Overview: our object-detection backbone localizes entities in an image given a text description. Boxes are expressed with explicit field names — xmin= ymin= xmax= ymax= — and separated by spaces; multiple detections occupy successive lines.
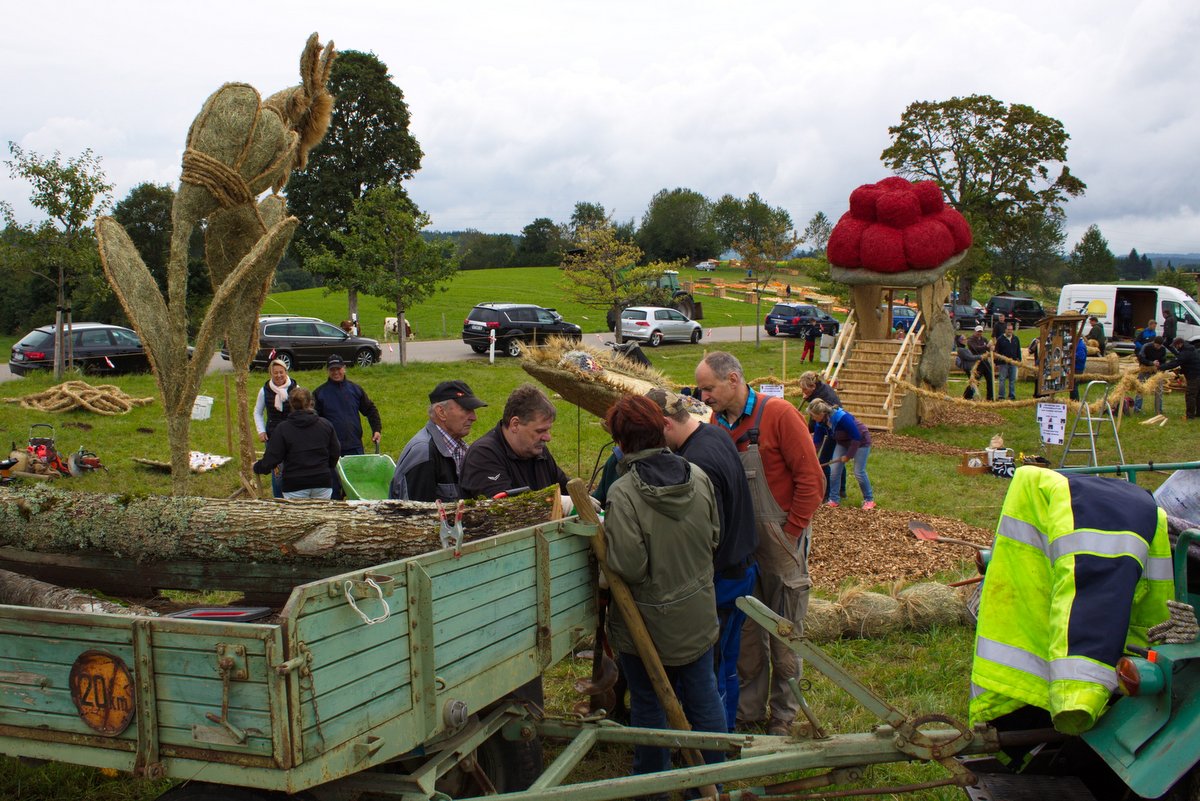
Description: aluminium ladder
xmin=1059 ymin=380 xmax=1125 ymax=468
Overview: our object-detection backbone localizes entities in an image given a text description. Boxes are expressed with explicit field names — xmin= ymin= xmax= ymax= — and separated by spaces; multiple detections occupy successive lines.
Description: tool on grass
xmin=437 ymin=499 xmax=465 ymax=556
xmin=908 ymin=519 xmax=987 ymax=551
xmin=572 ymin=598 xmax=620 ymax=716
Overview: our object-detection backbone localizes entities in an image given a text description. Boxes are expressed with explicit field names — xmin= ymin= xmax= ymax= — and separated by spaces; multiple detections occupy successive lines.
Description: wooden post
xmin=223 ymin=375 xmax=234 ymax=456
xmin=566 ymin=479 xmax=718 ymax=797
xmin=782 ymin=340 xmax=787 ymax=383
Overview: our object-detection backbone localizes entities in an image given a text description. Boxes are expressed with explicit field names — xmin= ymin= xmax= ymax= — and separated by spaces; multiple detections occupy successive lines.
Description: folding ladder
xmin=1059 ymin=380 xmax=1125 ymax=467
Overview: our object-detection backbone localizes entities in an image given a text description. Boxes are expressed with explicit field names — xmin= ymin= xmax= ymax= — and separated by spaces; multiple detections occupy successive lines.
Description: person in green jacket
xmin=602 ymin=394 xmax=727 ymax=779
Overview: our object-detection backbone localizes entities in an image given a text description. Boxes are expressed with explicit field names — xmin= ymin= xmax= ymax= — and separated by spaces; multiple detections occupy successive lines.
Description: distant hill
xmin=1147 ymin=253 xmax=1200 ymax=269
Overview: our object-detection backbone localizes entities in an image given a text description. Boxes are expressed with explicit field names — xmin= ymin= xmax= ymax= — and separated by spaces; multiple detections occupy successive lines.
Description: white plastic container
xmin=191 ymin=395 xmax=214 ymax=421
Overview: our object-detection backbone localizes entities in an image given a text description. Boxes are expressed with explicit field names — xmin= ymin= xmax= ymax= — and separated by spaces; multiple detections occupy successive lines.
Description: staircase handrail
xmin=883 ymin=310 xmax=923 ymax=412
xmin=823 ymin=308 xmax=857 ymax=386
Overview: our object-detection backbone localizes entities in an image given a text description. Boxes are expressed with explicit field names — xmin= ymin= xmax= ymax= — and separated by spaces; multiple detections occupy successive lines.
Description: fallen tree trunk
xmin=0 ymin=567 xmax=155 ymax=616
xmin=0 ymin=484 xmax=560 ymax=566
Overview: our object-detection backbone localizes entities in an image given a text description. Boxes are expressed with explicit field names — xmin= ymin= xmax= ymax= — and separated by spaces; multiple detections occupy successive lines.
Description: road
xmin=0 ymin=323 xmax=791 ymax=383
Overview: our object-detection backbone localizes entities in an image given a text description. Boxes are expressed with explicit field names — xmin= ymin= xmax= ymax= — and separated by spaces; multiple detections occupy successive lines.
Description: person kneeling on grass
xmin=808 ymin=399 xmax=874 ymax=510
xmin=253 ymin=388 xmax=341 ymax=500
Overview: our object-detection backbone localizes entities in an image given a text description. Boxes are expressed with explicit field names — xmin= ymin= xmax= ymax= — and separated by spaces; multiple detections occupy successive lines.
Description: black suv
xmin=985 ymin=296 xmax=1045 ymax=328
xmin=763 ymin=303 xmax=840 ymax=338
xmin=10 ymin=323 xmax=153 ymax=376
xmin=224 ymin=316 xmax=382 ymax=370
xmin=462 ymin=304 xmax=582 ymax=357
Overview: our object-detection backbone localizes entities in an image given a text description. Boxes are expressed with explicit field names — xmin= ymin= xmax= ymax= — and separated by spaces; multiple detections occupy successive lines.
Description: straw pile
xmin=803 ymin=581 xmax=970 ymax=642
xmin=4 ymin=381 xmax=155 ymax=415
xmin=521 ymin=337 xmax=694 ymax=419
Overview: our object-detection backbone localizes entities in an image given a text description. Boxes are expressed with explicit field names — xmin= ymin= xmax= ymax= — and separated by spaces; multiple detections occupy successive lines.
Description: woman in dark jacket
xmin=808 ymin=399 xmax=874 ymax=510
xmin=253 ymin=388 xmax=341 ymax=499
xmin=602 ymin=394 xmax=727 ymax=778
xmin=799 ymin=371 xmax=844 ymax=501
xmin=956 ymin=334 xmax=994 ymax=401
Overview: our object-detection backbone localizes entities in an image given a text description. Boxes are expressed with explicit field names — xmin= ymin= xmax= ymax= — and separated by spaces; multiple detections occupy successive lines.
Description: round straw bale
xmin=803 ymin=597 xmax=848 ymax=642
xmin=894 ymin=582 xmax=965 ymax=630
xmin=838 ymin=587 xmax=904 ymax=639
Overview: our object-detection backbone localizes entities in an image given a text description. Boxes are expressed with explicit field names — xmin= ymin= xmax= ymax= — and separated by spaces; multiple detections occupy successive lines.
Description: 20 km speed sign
xmin=69 ymin=650 xmax=136 ymax=736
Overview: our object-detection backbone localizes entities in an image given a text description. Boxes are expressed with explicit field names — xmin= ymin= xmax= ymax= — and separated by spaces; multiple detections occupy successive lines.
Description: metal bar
xmin=528 ymin=726 xmax=601 ymax=790
xmin=1056 ymin=460 xmax=1200 ymax=480
xmin=264 ymin=635 xmax=292 ymax=769
xmin=283 ymin=614 xmax=305 ymax=769
xmin=132 ymin=618 xmax=160 ymax=778
xmin=406 ymin=562 xmax=437 ymax=739
xmin=535 ymin=528 xmax=552 ymax=669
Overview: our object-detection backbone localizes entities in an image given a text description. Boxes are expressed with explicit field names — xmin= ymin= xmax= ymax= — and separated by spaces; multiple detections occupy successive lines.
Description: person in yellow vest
xmin=970 ymin=467 xmax=1174 ymax=736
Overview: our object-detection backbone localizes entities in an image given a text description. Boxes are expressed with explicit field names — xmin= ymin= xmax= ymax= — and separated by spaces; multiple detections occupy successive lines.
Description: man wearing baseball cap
xmin=314 ymin=354 xmax=383 ymax=498
xmin=390 ymin=381 xmax=488 ymax=502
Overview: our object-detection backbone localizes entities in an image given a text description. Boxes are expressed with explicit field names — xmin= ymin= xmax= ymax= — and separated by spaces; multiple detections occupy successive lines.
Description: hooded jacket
xmin=604 ymin=448 xmax=721 ymax=665
xmin=252 ymin=409 xmax=341 ymax=492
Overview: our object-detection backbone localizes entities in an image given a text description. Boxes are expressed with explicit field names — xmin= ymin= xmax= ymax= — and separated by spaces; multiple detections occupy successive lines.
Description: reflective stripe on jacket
xmin=969 ymin=467 xmax=1173 ymax=735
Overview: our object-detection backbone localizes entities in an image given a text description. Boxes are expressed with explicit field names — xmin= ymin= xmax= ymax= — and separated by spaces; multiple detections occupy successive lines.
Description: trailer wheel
xmin=436 ymin=729 xmax=542 ymax=796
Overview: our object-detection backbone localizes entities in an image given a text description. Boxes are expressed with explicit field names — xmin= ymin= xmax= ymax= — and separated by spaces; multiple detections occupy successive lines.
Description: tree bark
xmin=0 ymin=485 xmax=560 ymax=566
xmin=0 ymin=567 xmax=155 ymax=616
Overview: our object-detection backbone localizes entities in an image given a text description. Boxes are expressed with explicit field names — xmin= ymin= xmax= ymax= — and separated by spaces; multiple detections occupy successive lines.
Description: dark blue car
xmin=764 ymin=303 xmax=840 ymax=338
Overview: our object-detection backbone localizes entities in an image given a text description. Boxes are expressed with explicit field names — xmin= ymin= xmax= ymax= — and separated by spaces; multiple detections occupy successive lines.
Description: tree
xmin=512 ymin=217 xmax=566 ymax=266
xmin=1117 ymin=248 xmax=1153 ymax=281
xmin=730 ymin=218 xmax=801 ymax=348
xmin=307 ymin=186 xmax=457 ymax=365
xmin=285 ymin=50 xmax=423 ymax=320
xmin=712 ymin=192 xmax=793 ymax=253
xmin=457 ymin=230 xmax=516 ymax=270
xmin=560 ymin=224 xmax=678 ymax=343
xmin=568 ymin=202 xmax=610 ymax=242
xmin=800 ymin=211 xmax=833 ymax=255
xmin=1069 ymin=225 xmax=1117 ymax=283
xmin=991 ymin=209 xmax=1066 ymax=290
xmin=635 ymin=187 xmax=720 ymax=263
xmin=4 ymin=143 xmax=113 ymax=377
xmin=881 ymin=94 xmax=1086 ymax=298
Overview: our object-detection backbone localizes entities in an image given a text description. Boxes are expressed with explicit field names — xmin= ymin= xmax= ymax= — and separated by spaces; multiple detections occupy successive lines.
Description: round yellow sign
xmin=69 ymin=651 xmax=136 ymax=736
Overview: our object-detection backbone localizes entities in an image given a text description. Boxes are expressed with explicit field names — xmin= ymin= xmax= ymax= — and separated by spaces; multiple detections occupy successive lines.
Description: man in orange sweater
xmin=695 ymin=352 xmax=825 ymax=735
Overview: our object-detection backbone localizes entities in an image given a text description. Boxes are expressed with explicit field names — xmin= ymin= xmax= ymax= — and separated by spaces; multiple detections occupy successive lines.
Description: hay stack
xmin=521 ymin=337 xmax=705 ymax=419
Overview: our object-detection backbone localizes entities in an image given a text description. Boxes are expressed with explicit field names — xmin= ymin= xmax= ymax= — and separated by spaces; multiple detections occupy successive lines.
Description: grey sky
xmin=3 ymin=1 xmax=1198 ymax=255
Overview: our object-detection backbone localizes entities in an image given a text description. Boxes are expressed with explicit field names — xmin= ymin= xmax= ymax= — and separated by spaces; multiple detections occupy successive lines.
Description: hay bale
xmin=803 ymin=597 xmax=848 ymax=642
xmin=838 ymin=588 xmax=904 ymax=638
xmin=894 ymin=582 xmax=965 ymax=629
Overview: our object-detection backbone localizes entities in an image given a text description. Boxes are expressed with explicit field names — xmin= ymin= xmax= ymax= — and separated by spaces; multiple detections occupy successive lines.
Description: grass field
xmin=1 ymin=274 xmax=1195 ymax=799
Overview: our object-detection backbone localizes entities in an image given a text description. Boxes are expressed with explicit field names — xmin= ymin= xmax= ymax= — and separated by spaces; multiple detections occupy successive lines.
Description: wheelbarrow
xmin=336 ymin=443 xmax=397 ymax=500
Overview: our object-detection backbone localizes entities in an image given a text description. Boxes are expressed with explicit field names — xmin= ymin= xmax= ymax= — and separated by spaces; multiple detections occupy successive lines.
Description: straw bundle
xmin=802 ymin=598 xmax=849 ymax=642
xmin=521 ymin=338 xmax=690 ymax=419
xmin=799 ymin=581 xmax=969 ymax=642
xmin=838 ymin=587 xmax=904 ymax=638
xmin=894 ymin=581 xmax=964 ymax=629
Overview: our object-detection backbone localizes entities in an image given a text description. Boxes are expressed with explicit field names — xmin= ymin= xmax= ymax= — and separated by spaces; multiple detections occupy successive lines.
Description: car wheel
xmin=690 ymin=327 xmax=702 ymax=344
xmin=648 ymin=331 xmax=663 ymax=347
xmin=505 ymin=337 xmax=524 ymax=358
xmin=470 ymin=344 xmax=488 ymax=354
xmin=274 ymin=351 xmax=294 ymax=371
xmin=766 ymin=327 xmax=778 ymax=337
xmin=355 ymin=348 xmax=377 ymax=367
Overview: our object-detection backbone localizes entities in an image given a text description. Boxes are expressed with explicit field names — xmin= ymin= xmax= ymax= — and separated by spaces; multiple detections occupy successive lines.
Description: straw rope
xmin=181 ymin=149 xmax=254 ymax=208
xmin=4 ymin=381 xmax=155 ymax=416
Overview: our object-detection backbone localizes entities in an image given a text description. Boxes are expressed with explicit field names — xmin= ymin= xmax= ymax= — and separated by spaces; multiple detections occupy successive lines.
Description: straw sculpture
xmin=96 ymin=34 xmax=336 ymax=495
xmin=4 ymin=381 xmax=154 ymax=415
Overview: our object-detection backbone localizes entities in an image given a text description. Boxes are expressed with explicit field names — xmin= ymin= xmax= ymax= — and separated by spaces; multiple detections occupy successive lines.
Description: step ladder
xmin=1059 ymin=380 xmax=1125 ymax=468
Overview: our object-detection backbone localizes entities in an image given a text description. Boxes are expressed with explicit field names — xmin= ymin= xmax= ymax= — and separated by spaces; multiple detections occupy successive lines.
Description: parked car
xmin=763 ymin=303 xmax=841 ymax=338
xmin=9 ymin=323 xmax=155 ymax=376
xmin=888 ymin=305 xmax=919 ymax=333
xmin=224 ymin=316 xmax=382 ymax=370
xmin=695 ymin=260 xmax=719 ymax=271
xmin=462 ymin=303 xmax=582 ymax=357
xmin=620 ymin=306 xmax=702 ymax=346
xmin=944 ymin=303 xmax=986 ymax=330
xmin=985 ymin=295 xmax=1046 ymax=328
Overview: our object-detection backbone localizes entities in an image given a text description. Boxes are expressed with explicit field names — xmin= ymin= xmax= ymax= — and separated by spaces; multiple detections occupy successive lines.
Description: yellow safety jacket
xmin=969 ymin=467 xmax=1173 ymax=735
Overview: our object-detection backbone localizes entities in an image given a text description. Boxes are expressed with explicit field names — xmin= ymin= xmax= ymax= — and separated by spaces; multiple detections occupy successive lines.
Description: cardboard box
xmin=958 ymin=450 xmax=990 ymax=476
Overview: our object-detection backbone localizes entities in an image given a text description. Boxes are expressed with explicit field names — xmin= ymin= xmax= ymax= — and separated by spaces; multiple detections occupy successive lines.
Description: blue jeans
xmin=713 ymin=564 xmax=758 ymax=729
xmin=270 ymin=469 xmax=283 ymax=498
xmin=828 ymin=445 xmax=872 ymax=505
xmin=619 ymin=648 xmax=727 ymax=776
xmin=996 ymin=363 xmax=1018 ymax=400
xmin=283 ymin=487 xmax=333 ymax=500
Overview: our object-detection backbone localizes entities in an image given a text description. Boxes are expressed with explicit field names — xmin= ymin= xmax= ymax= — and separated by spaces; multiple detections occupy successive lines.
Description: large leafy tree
xmin=568 ymin=201 xmax=610 ymax=243
xmin=307 ymin=186 xmax=456 ymax=365
xmin=560 ymin=224 xmax=678 ymax=342
xmin=636 ymin=187 xmax=720 ymax=263
xmin=1069 ymin=224 xmax=1117 ymax=283
xmin=731 ymin=216 xmax=800 ymax=348
xmin=800 ymin=211 xmax=833 ymax=255
xmin=881 ymin=94 xmax=1085 ymax=297
xmin=712 ymin=192 xmax=793 ymax=253
xmin=3 ymin=143 xmax=113 ymax=377
xmin=990 ymin=209 xmax=1066 ymax=291
xmin=457 ymin=230 xmax=517 ymax=270
xmin=512 ymin=217 xmax=566 ymax=266
xmin=285 ymin=50 xmax=423 ymax=319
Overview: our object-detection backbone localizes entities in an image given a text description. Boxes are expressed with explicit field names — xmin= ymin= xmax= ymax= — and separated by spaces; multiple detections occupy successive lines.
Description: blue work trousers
xmin=714 ymin=564 xmax=758 ymax=729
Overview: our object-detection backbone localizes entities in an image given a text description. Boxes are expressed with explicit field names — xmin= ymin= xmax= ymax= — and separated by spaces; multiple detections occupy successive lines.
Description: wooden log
xmin=0 ymin=484 xmax=559 ymax=567
xmin=0 ymin=567 xmax=154 ymax=616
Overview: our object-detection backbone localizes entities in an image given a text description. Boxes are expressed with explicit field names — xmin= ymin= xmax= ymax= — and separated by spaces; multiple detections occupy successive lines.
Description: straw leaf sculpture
xmin=97 ymin=34 xmax=336 ymax=495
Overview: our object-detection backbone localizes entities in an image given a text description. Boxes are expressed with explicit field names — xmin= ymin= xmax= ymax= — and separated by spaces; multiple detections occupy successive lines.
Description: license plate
xmin=469 ymin=323 xmax=484 ymax=330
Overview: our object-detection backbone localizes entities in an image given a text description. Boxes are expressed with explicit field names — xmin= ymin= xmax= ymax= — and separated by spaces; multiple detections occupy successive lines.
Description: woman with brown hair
xmin=253 ymin=387 xmax=341 ymax=499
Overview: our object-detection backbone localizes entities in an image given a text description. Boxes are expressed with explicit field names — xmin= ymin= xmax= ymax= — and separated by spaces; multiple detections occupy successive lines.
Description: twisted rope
xmin=5 ymin=381 xmax=155 ymax=416
xmin=181 ymin=149 xmax=254 ymax=208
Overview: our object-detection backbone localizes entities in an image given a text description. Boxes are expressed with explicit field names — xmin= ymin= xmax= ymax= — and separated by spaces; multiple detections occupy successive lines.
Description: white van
xmin=1057 ymin=284 xmax=1200 ymax=351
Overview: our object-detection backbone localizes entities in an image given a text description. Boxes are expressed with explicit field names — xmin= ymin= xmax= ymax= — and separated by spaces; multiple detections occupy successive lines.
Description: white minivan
xmin=1057 ymin=284 xmax=1200 ymax=351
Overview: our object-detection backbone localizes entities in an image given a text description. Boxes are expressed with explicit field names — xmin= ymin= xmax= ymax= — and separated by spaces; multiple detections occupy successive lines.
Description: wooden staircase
xmin=834 ymin=338 xmax=922 ymax=432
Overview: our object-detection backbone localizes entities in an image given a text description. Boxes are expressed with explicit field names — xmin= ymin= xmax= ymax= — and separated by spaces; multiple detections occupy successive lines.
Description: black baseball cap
xmin=327 ymin=354 xmax=346 ymax=367
xmin=430 ymin=380 xmax=487 ymax=410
